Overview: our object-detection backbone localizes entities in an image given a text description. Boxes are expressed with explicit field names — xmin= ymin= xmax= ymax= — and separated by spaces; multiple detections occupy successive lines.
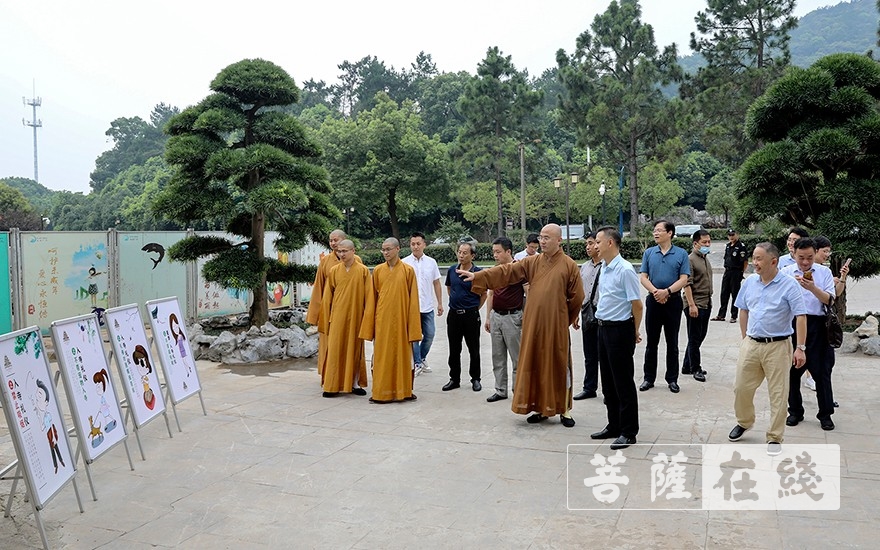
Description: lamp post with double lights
xmin=342 ymin=207 xmax=354 ymax=235
xmin=554 ymin=171 xmax=578 ymax=253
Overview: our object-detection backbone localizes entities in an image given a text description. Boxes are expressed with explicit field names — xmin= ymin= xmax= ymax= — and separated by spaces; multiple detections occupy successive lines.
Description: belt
xmin=451 ymin=308 xmax=478 ymax=314
xmin=493 ymin=308 xmax=522 ymax=316
xmin=749 ymin=335 xmax=790 ymax=343
xmin=597 ymin=318 xmax=633 ymax=326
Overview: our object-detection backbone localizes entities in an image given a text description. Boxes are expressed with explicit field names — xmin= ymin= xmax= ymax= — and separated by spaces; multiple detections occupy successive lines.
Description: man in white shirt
xmin=778 ymin=227 xmax=808 ymax=269
xmin=402 ymin=232 xmax=444 ymax=375
xmin=780 ymin=237 xmax=836 ymax=431
xmin=513 ymin=233 xmax=540 ymax=261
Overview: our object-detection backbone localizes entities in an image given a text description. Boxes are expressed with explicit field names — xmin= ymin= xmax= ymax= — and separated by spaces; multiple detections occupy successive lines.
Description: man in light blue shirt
xmin=729 ymin=243 xmax=807 ymax=457
xmin=781 ymin=237 xmax=836 ymax=431
xmin=590 ymin=226 xmax=643 ymax=450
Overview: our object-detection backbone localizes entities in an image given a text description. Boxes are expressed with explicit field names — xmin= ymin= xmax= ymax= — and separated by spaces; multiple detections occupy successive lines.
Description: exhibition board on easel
xmin=0 ymin=326 xmax=76 ymax=509
xmin=145 ymin=297 xmax=201 ymax=404
xmin=104 ymin=304 xmax=167 ymax=427
xmin=50 ymin=313 xmax=128 ymax=463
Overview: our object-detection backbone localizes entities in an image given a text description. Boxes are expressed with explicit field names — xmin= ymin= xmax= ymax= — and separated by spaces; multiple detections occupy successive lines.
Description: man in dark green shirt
xmin=683 ymin=229 xmax=713 ymax=382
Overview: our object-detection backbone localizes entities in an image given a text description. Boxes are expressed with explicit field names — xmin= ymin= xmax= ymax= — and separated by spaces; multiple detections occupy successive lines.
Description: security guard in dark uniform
xmin=714 ymin=229 xmax=748 ymax=323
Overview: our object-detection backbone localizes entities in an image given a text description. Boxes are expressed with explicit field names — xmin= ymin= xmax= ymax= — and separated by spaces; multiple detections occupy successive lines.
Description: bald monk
xmin=318 ymin=240 xmax=372 ymax=397
xmin=307 ymin=229 xmax=360 ymax=383
xmin=459 ymin=224 xmax=584 ymax=427
xmin=359 ymin=238 xmax=422 ymax=403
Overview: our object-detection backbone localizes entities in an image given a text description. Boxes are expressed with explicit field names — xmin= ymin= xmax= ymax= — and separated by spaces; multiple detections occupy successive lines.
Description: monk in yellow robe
xmin=460 ymin=224 xmax=584 ymax=426
xmin=359 ymin=238 xmax=422 ymax=403
xmin=318 ymin=240 xmax=372 ymax=397
xmin=307 ymin=229 xmax=359 ymax=383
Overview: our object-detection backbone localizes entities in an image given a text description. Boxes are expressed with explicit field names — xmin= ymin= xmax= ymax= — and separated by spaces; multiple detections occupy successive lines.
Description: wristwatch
xmin=796 ymin=344 xmax=806 ymax=351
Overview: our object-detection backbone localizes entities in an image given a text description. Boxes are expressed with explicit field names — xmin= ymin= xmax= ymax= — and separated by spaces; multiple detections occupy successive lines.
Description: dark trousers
xmin=580 ymin=313 xmax=599 ymax=392
xmin=682 ymin=306 xmax=711 ymax=374
xmin=643 ymin=293 xmax=682 ymax=383
xmin=447 ymin=309 xmax=481 ymax=382
xmin=789 ymin=315 xmax=835 ymax=420
xmin=598 ymin=322 xmax=639 ymax=437
xmin=717 ymin=269 xmax=744 ymax=319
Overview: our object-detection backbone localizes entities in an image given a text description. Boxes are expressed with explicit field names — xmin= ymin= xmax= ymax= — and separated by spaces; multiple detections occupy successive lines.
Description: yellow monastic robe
xmin=318 ymin=262 xmax=373 ymax=393
xmin=306 ymin=252 xmax=360 ymax=380
xmin=359 ymin=261 xmax=422 ymax=402
xmin=471 ymin=248 xmax=584 ymax=417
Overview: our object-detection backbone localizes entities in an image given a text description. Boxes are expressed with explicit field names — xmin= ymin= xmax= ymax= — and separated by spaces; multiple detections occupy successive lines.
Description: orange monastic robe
xmin=471 ymin=248 xmax=584 ymax=417
xmin=318 ymin=262 xmax=373 ymax=393
xmin=306 ymin=252 xmax=360 ymax=380
xmin=359 ymin=261 xmax=422 ymax=402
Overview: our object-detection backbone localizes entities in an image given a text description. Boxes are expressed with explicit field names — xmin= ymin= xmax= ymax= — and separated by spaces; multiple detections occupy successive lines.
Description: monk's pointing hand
xmin=456 ymin=269 xmax=475 ymax=282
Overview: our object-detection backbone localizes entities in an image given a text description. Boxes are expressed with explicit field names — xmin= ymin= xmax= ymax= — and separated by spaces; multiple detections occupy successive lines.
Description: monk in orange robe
xmin=460 ymin=224 xmax=584 ymax=426
xmin=318 ymin=240 xmax=372 ymax=397
xmin=359 ymin=238 xmax=422 ymax=403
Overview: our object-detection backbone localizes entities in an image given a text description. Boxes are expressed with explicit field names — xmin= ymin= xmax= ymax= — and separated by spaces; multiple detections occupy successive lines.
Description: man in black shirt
xmin=713 ymin=229 xmax=748 ymax=323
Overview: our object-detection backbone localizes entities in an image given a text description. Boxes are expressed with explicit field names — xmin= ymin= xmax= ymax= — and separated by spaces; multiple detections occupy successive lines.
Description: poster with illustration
xmin=104 ymin=304 xmax=166 ymax=428
xmin=145 ymin=297 xmax=201 ymax=404
xmin=20 ymin=232 xmax=109 ymax=333
xmin=0 ymin=326 xmax=76 ymax=509
xmin=0 ymin=233 xmax=11 ymax=334
xmin=194 ymin=232 xmax=252 ymax=318
xmin=117 ymin=231 xmax=189 ymax=322
xmin=50 ymin=313 xmax=128 ymax=463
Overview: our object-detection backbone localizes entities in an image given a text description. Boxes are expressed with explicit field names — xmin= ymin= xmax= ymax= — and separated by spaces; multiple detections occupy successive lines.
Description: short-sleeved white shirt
xmin=780 ymin=262 xmax=835 ymax=316
xmin=402 ymin=253 xmax=441 ymax=313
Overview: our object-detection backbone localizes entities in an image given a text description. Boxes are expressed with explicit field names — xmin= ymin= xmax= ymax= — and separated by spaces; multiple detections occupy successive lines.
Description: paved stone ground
xmin=0 ymin=268 xmax=878 ymax=549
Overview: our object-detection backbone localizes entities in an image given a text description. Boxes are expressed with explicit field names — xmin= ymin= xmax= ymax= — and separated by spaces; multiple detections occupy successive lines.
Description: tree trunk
xmin=248 ymin=209 xmax=268 ymax=327
xmin=388 ymin=187 xmax=400 ymax=241
xmin=495 ymin=164 xmax=504 ymax=236
xmin=628 ymin=138 xmax=639 ymax=233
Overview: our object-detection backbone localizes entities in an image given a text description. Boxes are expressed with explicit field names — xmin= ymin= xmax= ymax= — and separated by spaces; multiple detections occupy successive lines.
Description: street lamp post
xmin=518 ymin=139 xmax=540 ymax=231
xmin=343 ymin=207 xmax=354 ymax=234
xmin=554 ymin=172 xmax=578 ymax=253
xmin=599 ymin=181 xmax=607 ymax=226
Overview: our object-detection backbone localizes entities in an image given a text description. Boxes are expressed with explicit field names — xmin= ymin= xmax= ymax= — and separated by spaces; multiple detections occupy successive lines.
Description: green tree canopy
xmin=156 ymin=58 xmax=335 ymax=326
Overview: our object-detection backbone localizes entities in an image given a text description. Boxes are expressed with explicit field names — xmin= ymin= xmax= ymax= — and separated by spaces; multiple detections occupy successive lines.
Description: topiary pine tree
xmin=155 ymin=58 xmax=336 ymax=327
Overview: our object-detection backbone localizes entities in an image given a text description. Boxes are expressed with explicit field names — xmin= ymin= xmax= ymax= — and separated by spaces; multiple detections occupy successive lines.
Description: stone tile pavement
xmin=0 ymin=270 xmax=878 ymax=549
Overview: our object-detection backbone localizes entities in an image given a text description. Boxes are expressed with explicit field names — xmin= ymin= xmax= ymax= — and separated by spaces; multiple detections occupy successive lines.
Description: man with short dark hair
xmin=443 ymin=242 xmax=486 ymax=392
xmin=402 ymin=232 xmax=444 ymax=376
xmin=484 ymin=237 xmax=525 ymax=402
xmin=639 ymin=220 xmax=690 ymax=393
xmin=778 ymin=227 xmax=809 ymax=270
xmin=682 ymin=230 xmax=713 ymax=382
xmin=574 ymin=232 xmax=601 ymax=400
xmin=713 ymin=228 xmax=748 ymax=323
xmin=514 ymin=233 xmax=540 ymax=261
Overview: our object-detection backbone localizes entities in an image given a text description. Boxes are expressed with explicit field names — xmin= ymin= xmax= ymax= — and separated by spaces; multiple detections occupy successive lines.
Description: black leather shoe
xmin=560 ymin=415 xmax=575 ymax=428
xmin=590 ymin=427 xmax=620 ymax=440
xmin=639 ymin=381 xmax=654 ymax=391
xmin=486 ymin=393 xmax=507 ymax=403
xmin=786 ymin=414 xmax=804 ymax=426
xmin=442 ymin=381 xmax=460 ymax=391
xmin=322 ymin=392 xmax=338 ymax=398
xmin=609 ymin=435 xmax=636 ymax=450
xmin=351 ymin=388 xmax=367 ymax=396
xmin=404 ymin=393 xmax=417 ymax=401
xmin=820 ymin=418 xmax=835 ymax=430
xmin=573 ymin=390 xmax=597 ymax=400
xmin=668 ymin=382 xmax=680 ymax=393
xmin=526 ymin=413 xmax=547 ymax=424
xmin=472 ymin=380 xmax=482 ymax=392
xmin=693 ymin=371 xmax=706 ymax=382
xmin=728 ymin=425 xmax=749 ymax=441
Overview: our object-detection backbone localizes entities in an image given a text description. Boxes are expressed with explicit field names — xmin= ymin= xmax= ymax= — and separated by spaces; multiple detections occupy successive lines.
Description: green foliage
xmin=791 ymin=0 xmax=877 ymax=65
xmin=636 ymin=163 xmax=684 ymax=221
xmin=669 ymin=151 xmax=724 ymax=208
xmin=432 ymin=216 xmax=470 ymax=245
xmin=158 ymin=58 xmax=335 ymax=326
xmin=705 ymin=168 xmax=738 ymax=226
xmin=0 ymin=176 xmax=54 ymax=214
xmin=0 ymin=182 xmax=41 ymax=230
xmin=738 ymin=53 xmax=880 ymax=281
xmin=456 ymin=180 xmax=517 ymax=237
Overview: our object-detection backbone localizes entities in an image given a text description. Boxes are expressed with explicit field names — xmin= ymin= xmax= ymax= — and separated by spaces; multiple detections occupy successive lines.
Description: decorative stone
xmin=859 ymin=335 xmax=880 ymax=356
xmin=224 ymin=335 xmax=284 ymax=364
xmin=854 ymin=315 xmax=879 ymax=338
xmin=305 ymin=325 xmax=318 ymax=336
xmin=283 ymin=325 xmax=318 ymax=358
xmin=260 ymin=322 xmax=280 ymax=336
xmin=204 ymin=331 xmax=238 ymax=362
xmin=839 ymin=332 xmax=861 ymax=354
xmin=246 ymin=325 xmax=262 ymax=337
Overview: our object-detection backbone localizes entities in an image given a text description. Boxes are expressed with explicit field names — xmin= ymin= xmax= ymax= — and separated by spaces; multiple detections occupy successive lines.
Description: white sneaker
xmin=414 ymin=364 xmax=423 ymax=377
xmin=420 ymin=360 xmax=432 ymax=373
xmin=804 ymin=376 xmax=816 ymax=391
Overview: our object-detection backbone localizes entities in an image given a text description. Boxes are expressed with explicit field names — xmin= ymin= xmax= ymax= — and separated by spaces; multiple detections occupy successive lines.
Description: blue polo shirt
xmin=735 ymin=270 xmax=807 ymax=338
xmin=640 ymin=245 xmax=690 ymax=288
xmin=446 ymin=263 xmax=482 ymax=310
xmin=596 ymin=254 xmax=642 ymax=321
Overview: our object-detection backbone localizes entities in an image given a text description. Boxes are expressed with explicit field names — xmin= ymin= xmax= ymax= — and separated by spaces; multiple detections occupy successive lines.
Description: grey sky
xmin=0 ymin=0 xmax=834 ymax=194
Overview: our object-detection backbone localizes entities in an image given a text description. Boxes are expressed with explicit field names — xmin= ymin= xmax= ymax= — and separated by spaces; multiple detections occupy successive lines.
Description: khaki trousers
xmin=734 ymin=338 xmax=792 ymax=443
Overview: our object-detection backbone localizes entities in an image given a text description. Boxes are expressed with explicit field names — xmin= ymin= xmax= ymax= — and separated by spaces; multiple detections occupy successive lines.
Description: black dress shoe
xmin=573 ymin=390 xmax=597 ymax=400
xmin=442 ymin=381 xmax=460 ymax=391
xmin=693 ymin=371 xmax=706 ymax=382
xmin=486 ymin=393 xmax=507 ymax=403
xmin=351 ymin=388 xmax=367 ymax=396
xmin=609 ymin=435 xmax=636 ymax=450
xmin=728 ymin=425 xmax=749 ymax=441
xmin=820 ymin=417 xmax=835 ymax=430
xmin=526 ymin=413 xmax=547 ymax=424
xmin=404 ymin=393 xmax=417 ymax=401
xmin=786 ymin=414 xmax=804 ymax=426
xmin=639 ymin=381 xmax=654 ymax=391
xmin=668 ymin=382 xmax=680 ymax=393
xmin=590 ymin=427 xmax=620 ymax=440
xmin=322 ymin=392 xmax=338 ymax=398
xmin=560 ymin=415 xmax=575 ymax=428
xmin=472 ymin=380 xmax=482 ymax=392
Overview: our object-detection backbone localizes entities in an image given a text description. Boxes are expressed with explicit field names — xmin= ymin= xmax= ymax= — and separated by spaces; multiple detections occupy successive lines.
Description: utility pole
xmin=518 ymin=139 xmax=540 ymax=231
xmin=23 ymin=81 xmax=42 ymax=183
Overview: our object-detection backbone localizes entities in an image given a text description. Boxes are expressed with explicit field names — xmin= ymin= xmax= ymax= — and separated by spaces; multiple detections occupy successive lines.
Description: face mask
xmin=699 ymin=246 xmax=711 ymax=255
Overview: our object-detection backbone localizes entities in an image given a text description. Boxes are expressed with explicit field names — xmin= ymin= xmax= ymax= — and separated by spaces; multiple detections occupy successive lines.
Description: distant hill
xmin=679 ymin=0 xmax=877 ymax=72
xmin=0 ymin=176 xmax=55 ymax=214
